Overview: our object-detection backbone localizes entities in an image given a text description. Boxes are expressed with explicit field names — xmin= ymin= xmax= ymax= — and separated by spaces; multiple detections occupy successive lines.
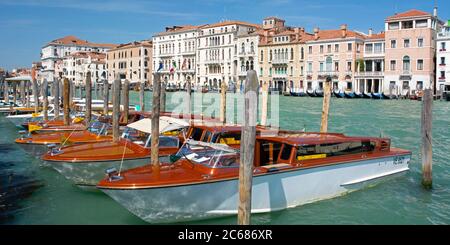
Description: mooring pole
xmin=69 ymin=80 xmax=74 ymax=107
xmin=26 ymin=81 xmax=31 ymax=108
xmin=320 ymin=76 xmax=332 ymax=133
xmin=151 ymin=73 xmax=161 ymax=171
xmin=122 ymin=79 xmax=130 ymax=124
xmin=421 ymin=88 xmax=433 ymax=189
xmin=63 ymin=78 xmax=70 ymax=126
xmin=160 ymin=77 xmax=166 ymax=113
xmin=186 ymin=77 xmax=192 ymax=116
xmin=261 ymin=81 xmax=269 ymax=126
xmin=42 ymin=79 xmax=49 ymax=121
xmin=139 ymin=81 xmax=145 ymax=112
xmin=54 ymin=78 xmax=60 ymax=119
xmin=4 ymin=80 xmax=9 ymax=104
xmin=13 ymin=82 xmax=17 ymax=105
xmin=85 ymin=72 xmax=92 ymax=124
xmin=112 ymin=75 xmax=121 ymax=142
xmin=20 ymin=80 xmax=25 ymax=105
xmin=32 ymin=79 xmax=38 ymax=113
xmin=103 ymin=81 xmax=109 ymax=115
xmin=238 ymin=70 xmax=259 ymax=225
xmin=220 ymin=81 xmax=227 ymax=123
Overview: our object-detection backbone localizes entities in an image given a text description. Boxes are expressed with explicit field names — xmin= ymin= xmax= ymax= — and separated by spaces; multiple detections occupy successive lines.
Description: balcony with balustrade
xmin=272 ymin=59 xmax=289 ymax=65
xmin=204 ymin=59 xmax=223 ymax=65
xmin=355 ymin=71 xmax=384 ymax=78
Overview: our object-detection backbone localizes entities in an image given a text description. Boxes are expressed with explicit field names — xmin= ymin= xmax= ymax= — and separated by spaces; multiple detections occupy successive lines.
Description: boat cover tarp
xmin=127 ymin=116 xmax=189 ymax=134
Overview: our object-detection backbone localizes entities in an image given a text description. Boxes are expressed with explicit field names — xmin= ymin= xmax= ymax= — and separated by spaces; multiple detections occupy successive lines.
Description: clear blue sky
xmin=0 ymin=0 xmax=448 ymax=71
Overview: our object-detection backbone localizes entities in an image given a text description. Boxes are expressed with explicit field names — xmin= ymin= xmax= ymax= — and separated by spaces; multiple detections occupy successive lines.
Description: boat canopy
xmin=127 ymin=116 xmax=189 ymax=134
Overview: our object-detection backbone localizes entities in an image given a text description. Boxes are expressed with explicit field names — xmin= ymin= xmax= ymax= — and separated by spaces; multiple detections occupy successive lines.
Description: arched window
xmin=270 ymin=50 xmax=273 ymax=61
xmin=241 ymin=43 xmax=245 ymax=54
xmin=250 ymin=42 xmax=255 ymax=53
xmin=301 ymin=47 xmax=304 ymax=60
xmin=246 ymin=61 xmax=250 ymax=71
xmin=261 ymin=50 xmax=264 ymax=62
xmin=403 ymin=56 xmax=410 ymax=71
xmin=250 ymin=60 xmax=254 ymax=70
xmin=291 ymin=48 xmax=294 ymax=60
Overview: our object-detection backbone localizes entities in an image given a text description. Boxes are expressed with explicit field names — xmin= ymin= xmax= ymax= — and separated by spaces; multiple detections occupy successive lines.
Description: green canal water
xmin=1 ymin=92 xmax=450 ymax=224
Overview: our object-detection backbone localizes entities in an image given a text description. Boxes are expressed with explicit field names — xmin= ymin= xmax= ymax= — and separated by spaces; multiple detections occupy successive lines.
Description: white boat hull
xmin=100 ymin=154 xmax=411 ymax=223
xmin=47 ymin=156 xmax=170 ymax=187
xmin=6 ymin=114 xmax=55 ymax=127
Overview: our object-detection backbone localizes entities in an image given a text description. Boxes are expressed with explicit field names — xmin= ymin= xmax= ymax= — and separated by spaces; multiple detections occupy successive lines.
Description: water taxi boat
xmin=15 ymin=121 xmax=112 ymax=156
xmin=16 ymin=112 xmax=149 ymax=156
xmin=41 ymin=116 xmax=191 ymax=186
xmin=97 ymin=132 xmax=411 ymax=223
xmin=41 ymin=121 xmax=247 ymax=187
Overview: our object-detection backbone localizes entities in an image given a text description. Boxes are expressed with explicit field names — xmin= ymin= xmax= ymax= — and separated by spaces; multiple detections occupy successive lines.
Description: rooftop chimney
xmin=368 ymin=28 xmax=373 ymax=36
xmin=340 ymin=24 xmax=348 ymax=38
xmin=433 ymin=7 xmax=438 ymax=17
xmin=314 ymin=27 xmax=320 ymax=40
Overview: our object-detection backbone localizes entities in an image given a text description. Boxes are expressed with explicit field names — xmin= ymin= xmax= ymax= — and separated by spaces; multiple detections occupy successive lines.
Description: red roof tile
xmin=48 ymin=35 xmax=117 ymax=48
xmin=386 ymin=9 xmax=431 ymax=21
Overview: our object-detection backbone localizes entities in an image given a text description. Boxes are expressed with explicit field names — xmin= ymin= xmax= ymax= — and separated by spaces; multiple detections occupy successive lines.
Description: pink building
xmin=384 ymin=9 xmax=440 ymax=96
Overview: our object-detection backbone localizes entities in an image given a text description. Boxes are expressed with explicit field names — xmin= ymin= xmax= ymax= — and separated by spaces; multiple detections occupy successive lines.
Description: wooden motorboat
xmin=15 ymin=121 xmax=112 ymax=157
xmin=97 ymin=132 xmax=411 ymax=223
xmin=42 ymin=120 xmax=254 ymax=187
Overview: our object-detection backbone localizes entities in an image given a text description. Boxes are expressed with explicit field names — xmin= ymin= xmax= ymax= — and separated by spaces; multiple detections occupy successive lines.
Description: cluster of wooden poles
xmin=0 ymin=71 xmax=435 ymax=224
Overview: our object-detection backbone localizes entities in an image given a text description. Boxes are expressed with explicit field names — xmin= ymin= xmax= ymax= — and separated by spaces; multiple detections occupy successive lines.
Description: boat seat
xmin=260 ymin=163 xmax=293 ymax=172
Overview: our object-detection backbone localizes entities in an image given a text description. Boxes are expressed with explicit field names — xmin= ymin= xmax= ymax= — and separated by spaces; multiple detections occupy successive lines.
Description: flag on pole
xmin=157 ymin=62 xmax=163 ymax=72
xmin=170 ymin=61 xmax=177 ymax=74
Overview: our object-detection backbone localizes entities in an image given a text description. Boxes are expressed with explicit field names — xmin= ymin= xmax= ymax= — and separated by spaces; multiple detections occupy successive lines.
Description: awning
xmin=127 ymin=116 xmax=189 ymax=134
xmin=5 ymin=76 xmax=32 ymax=82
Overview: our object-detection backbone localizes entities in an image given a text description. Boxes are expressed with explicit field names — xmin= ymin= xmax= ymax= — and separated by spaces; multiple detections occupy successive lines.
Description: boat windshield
xmin=88 ymin=122 xmax=110 ymax=136
xmin=175 ymin=142 xmax=239 ymax=168
xmin=121 ymin=127 xmax=150 ymax=147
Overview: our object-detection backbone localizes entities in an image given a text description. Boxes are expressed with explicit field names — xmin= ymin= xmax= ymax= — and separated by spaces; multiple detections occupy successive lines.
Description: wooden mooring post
xmin=122 ymin=79 xmax=130 ymax=124
xmin=320 ymin=76 xmax=332 ymax=133
xmin=103 ymin=81 xmax=109 ymax=115
xmin=32 ymin=79 xmax=38 ymax=113
xmin=112 ymin=75 xmax=121 ymax=142
xmin=26 ymin=81 xmax=31 ymax=108
xmin=160 ymin=78 xmax=166 ymax=113
xmin=43 ymin=79 xmax=49 ymax=121
xmin=20 ymin=80 xmax=25 ymax=105
xmin=261 ymin=81 xmax=269 ymax=126
xmin=238 ymin=70 xmax=259 ymax=225
xmin=85 ymin=72 xmax=92 ymax=123
xmin=186 ymin=77 xmax=192 ymax=116
xmin=220 ymin=81 xmax=227 ymax=123
xmin=54 ymin=78 xmax=60 ymax=119
xmin=62 ymin=78 xmax=70 ymax=125
xmin=4 ymin=81 xmax=9 ymax=104
xmin=421 ymin=88 xmax=433 ymax=189
xmin=151 ymin=73 xmax=161 ymax=171
xmin=69 ymin=80 xmax=74 ymax=106
xmin=139 ymin=81 xmax=145 ymax=112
